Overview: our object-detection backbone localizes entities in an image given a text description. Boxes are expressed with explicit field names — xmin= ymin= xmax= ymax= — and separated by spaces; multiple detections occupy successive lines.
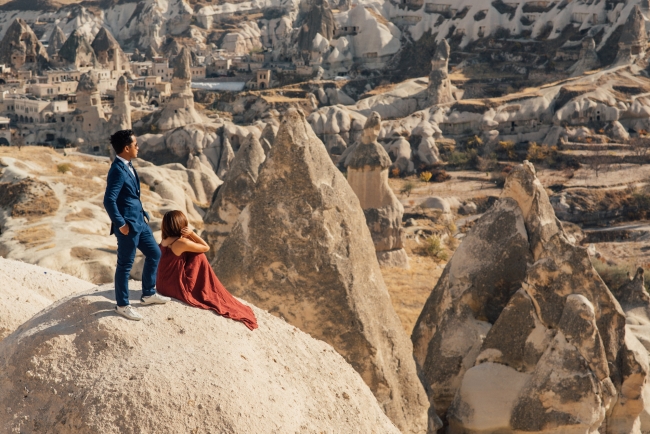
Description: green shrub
xmin=424 ymin=235 xmax=449 ymax=261
xmin=400 ymin=181 xmax=415 ymax=197
xmin=57 ymin=163 xmax=71 ymax=174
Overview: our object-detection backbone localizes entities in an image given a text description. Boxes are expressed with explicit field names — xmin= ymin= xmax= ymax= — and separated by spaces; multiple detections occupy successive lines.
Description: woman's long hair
xmin=161 ymin=210 xmax=188 ymax=239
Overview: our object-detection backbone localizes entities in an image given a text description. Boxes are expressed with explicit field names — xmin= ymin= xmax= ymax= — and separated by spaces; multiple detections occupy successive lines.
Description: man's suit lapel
xmin=114 ymin=159 xmax=140 ymax=197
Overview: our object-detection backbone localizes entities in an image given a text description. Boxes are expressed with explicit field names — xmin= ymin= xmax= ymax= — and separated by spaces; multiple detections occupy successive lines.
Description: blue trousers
xmin=114 ymin=225 xmax=161 ymax=306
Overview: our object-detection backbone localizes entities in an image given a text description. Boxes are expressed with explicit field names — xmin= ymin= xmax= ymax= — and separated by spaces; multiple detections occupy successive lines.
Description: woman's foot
xmin=141 ymin=293 xmax=171 ymax=305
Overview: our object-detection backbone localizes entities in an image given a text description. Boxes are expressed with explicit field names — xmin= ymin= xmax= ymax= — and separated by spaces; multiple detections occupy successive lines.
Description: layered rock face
xmin=412 ymin=161 xmax=648 ymax=431
xmin=91 ymin=27 xmax=130 ymax=73
xmin=214 ymin=109 xmax=434 ymax=433
xmin=427 ymin=39 xmax=453 ymax=105
xmin=0 ymin=283 xmax=400 ymax=433
xmin=204 ymin=134 xmax=266 ymax=257
xmin=0 ymin=18 xmax=48 ymax=70
xmin=58 ymin=29 xmax=97 ymax=68
xmin=158 ymin=47 xmax=203 ymax=131
xmin=347 ymin=112 xmax=409 ymax=269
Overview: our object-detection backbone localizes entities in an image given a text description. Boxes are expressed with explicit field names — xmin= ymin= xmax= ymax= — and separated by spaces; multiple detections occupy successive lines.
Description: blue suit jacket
xmin=103 ymin=159 xmax=150 ymax=237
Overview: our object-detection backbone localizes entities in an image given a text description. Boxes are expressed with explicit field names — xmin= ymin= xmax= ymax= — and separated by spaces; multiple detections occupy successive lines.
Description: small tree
xmin=400 ymin=181 xmax=415 ymax=197
xmin=630 ymin=136 xmax=650 ymax=158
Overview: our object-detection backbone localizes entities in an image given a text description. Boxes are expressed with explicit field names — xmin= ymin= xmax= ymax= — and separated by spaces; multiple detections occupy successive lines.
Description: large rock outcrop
xmin=0 ymin=18 xmax=48 ymax=70
xmin=47 ymin=26 xmax=66 ymax=58
xmin=91 ymin=27 xmax=130 ymax=73
xmin=158 ymin=47 xmax=203 ymax=131
xmin=0 ymin=258 xmax=94 ymax=341
xmin=569 ymin=37 xmax=600 ymax=77
xmin=617 ymin=5 xmax=647 ymax=62
xmin=347 ymin=112 xmax=409 ymax=268
xmin=109 ymin=75 xmax=131 ymax=131
xmin=138 ymin=124 xmax=221 ymax=170
xmin=0 ymin=282 xmax=400 ymax=433
xmin=413 ymin=161 xmax=646 ymax=431
xmin=58 ymin=29 xmax=98 ymax=68
xmin=296 ymin=0 xmax=335 ymax=52
xmin=204 ymin=134 xmax=266 ymax=257
xmin=427 ymin=39 xmax=453 ymax=105
xmin=213 ymin=109 xmax=434 ymax=433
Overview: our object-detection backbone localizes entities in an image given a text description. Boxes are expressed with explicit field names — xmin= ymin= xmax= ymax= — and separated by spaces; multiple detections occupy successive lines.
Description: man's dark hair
xmin=110 ymin=129 xmax=135 ymax=155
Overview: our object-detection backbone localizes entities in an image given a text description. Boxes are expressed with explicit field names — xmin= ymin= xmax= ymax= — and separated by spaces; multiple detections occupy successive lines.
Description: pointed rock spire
xmin=204 ymin=133 xmax=266 ymax=256
xmin=47 ymin=26 xmax=65 ymax=57
xmin=213 ymin=108 xmax=432 ymax=433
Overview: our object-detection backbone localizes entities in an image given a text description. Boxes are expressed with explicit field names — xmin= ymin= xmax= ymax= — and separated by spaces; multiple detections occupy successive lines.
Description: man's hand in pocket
xmin=119 ymin=224 xmax=129 ymax=235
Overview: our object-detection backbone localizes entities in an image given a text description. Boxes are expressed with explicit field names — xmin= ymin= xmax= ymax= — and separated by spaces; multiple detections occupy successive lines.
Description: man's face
xmin=123 ymin=135 xmax=138 ymax=159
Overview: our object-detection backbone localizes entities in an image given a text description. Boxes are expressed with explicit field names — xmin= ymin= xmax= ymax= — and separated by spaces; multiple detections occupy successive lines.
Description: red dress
xmin=156 ymin=244 xmax=258 ymax=330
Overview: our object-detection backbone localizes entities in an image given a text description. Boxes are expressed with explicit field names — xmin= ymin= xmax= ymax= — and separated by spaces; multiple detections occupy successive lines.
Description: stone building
xmin=256 ymin=69 xmax=271 ymax=89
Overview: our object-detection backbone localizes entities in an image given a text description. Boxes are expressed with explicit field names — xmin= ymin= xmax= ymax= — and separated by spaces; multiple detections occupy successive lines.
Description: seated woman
xmin=156 ymin=210 xmax=258 ymax=330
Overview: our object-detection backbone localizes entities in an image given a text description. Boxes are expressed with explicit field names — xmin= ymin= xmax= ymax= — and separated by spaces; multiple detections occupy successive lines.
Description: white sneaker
xmin=115 ymin=305 xmax=143 ymax=321
xmin=141 ymin=293 xmax=171 ymax=305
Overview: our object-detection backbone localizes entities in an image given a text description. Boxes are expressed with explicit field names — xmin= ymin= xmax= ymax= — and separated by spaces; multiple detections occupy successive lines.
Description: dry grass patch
xmin=381 ymin=253 xmax=442 ymax=334
xmin=65 ymin=208 xmax=95 ymax=222
xmin=71 ymin=226 xmax=102 ymax=236
xmin=13 ymin=224 xmax=55 ymax=248
xmin=70 ymin=246 xmax=104 ymax=261
xmin=0 ymin=179 xmax=59 ymax=220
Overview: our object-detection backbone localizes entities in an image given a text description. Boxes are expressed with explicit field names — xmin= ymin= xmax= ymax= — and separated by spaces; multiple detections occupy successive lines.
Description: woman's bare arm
xmin=171 ymin=227 xmax=210 ymax=255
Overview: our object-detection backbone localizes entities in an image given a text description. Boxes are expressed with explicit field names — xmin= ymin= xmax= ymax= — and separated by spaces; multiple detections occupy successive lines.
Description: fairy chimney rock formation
xmin=76 ymin=73 xmax=106 ymax=124
xmin=58 ymin=29 xmax=98 ymax=68
xmin=428 ymin=39 xmax=453 ymax=105
xmin=297 ymin=0 xmax=336 ymax=52
xmin=569 ymin=37 xmax=600 ymax=77
xmin=617 ymin=6 xmax=647 ymax=61
xmin=204 ymin=133 xmax=266 ymax=257
xmin=0 ymin=18 xmax=48 ymax=70
xmin=91 ymin=27 xmax=130 ymax=74
xmin=110 ymin=75 xmax=132 ymax=131
xmin=0 ymin=283 xmax=401 ymax=433
xmin=214 ymin=108 xmax=434 ymax=433
xmin=47 ymin=26 xmax=66 ymax=58
xmin=216 ymin=136 xmax=235 ymax=179
xmin=158 ymin=47 xmax=203 ymax=131
xmin=412 ymin=161 xmax=649 ymax=431
xmin=347 ymin=112 xmax=409 ymax=269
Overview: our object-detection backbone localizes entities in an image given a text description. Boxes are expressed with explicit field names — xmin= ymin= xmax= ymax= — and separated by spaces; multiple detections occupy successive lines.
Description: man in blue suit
xmin=103 ymin=129 xmax=169 ymax=320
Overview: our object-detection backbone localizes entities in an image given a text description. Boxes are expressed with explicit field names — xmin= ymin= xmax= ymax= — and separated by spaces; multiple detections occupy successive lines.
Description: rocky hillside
xmin=0 ymin=147 xmax=220 ymax=284
xmin=0 ymin=0 xmax=644 ymax=62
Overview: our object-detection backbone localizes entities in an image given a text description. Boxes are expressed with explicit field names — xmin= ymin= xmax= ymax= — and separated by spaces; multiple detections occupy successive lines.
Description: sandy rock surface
xmin=0 ymin=257 xmax=94 ymax=341
xmin=0 ymin=281 xmax=400 ymax=434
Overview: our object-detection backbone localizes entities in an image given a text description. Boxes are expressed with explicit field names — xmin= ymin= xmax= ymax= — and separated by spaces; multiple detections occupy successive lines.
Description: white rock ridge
xmin=0 ymin=281 xmax=400 ymax=433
